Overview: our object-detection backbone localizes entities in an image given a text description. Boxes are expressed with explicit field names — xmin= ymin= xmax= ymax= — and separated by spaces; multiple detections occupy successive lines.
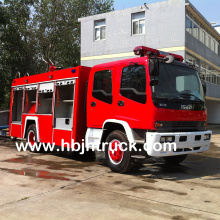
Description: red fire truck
xmin=9 ymin=46 xmax=212 ymax=173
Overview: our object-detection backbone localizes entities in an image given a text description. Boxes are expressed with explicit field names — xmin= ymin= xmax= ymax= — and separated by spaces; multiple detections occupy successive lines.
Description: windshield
xmin=153 ymin=63 xmax=205 ymax=102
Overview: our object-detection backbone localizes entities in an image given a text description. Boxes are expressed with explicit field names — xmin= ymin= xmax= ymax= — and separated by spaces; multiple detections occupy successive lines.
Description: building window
xmin=186 ymin=16 xmax=192 ymax=34
xmin=215 ymin=40 xmax=219 ymax=54
xmin=132 ymin=12 xmax=145 ymax=35
xmin=94 ymin=19 xmax=106 ymax=41
xmin=199 ymin=29 xmax=205 ymax=44
xmin=211 ymin=38 xmax=215 ymax=52
xmin=205 ymin=34 xmax=211 ymax=48
xmin=186 ymin=53 xmax=220 ymax=86
xmin=92 ymin=70 xmax=112 ymax=104
xmin=186 ymin=14 xmax=219 ymax=55
xmin=193 ymin=23 xmax=199 ymax=39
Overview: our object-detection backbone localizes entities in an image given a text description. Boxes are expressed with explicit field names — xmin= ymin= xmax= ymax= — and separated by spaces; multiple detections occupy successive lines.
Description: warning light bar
xmin=133 ymin=46 xmax=184 ymax=62
xmin=134 ymin=46 xmax=159 ymax=56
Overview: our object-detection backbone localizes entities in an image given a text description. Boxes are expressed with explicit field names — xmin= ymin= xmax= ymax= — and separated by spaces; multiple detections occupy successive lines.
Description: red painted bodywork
xmin=9 ymin=48 xmax=207 ymax=147
xmin=53 ymin=129 xmax=72 ymax=147
xmin=10 ymin=66 xmax=91 ymax=146
xmin=86 ymin=56 xmax=207 ymax=130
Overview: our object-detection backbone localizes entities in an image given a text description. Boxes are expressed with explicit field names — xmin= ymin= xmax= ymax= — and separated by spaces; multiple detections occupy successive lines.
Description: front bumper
xmin=145 ymin=130 xmax=212 ymax=157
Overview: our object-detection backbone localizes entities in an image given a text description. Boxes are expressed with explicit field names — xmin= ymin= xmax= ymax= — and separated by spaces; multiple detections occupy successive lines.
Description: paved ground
xmin=0 ymin=126 xmax=220 ymax=220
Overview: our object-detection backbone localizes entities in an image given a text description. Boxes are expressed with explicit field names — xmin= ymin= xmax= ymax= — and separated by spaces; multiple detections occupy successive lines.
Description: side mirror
xmin=202 ymin=80 xmax=206 ymax=95
xmin=149 ymin=59 xmax=159 ymax=76
xmin=150 ymin=79 xmax=159 ymax=86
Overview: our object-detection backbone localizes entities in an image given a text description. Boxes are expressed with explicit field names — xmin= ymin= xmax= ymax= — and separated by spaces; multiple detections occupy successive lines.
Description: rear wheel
xmin=26 ymin=124 xmax=42 ymax=153
xmin=163 ymin=154 xmax=187 ymax=165
xmin=105 ymin=130 xmax=133 ymax=173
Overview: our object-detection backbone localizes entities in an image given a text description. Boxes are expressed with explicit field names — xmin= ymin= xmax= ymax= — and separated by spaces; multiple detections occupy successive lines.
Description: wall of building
xmin=80 ymin=0 xmax=186 ymax=67
xmin=206 ymin=100 xmax=220 ymax=124
xmin=186 ymin=32 xmax=220 ymax=68
xmin=206 ymin=81 xmax=220 ymax=99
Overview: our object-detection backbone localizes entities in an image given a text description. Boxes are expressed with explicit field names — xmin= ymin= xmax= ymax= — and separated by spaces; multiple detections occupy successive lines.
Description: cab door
xmin=87 ymin=68 xmax=114 ymax=127
xmin=115 ymin=64 xmax=148 ymax=129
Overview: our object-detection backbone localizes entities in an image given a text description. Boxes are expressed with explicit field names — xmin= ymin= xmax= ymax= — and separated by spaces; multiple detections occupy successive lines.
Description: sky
xmin=113 ymin=0 xmax=220 ymax=26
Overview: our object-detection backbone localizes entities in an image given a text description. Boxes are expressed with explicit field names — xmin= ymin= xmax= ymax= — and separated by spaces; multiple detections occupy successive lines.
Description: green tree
xmin=0 ymin=0 xmax=36 ymax=108
xmin=33 ymin=0 xmax=114 ymax=72
xmin=0 ymin=0 xmax=114 ymax=108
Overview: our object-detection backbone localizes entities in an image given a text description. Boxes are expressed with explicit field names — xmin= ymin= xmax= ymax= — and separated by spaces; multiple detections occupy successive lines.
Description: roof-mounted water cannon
xmin=15 ymin=72 xmax=21 ymax=79
xmin=158 ymin=50 xmax=184 ymax=62
xmin=164 ymin=55 xmax=175 ymax=64
xmin=42 ymin=57 xmax=62 ymax=72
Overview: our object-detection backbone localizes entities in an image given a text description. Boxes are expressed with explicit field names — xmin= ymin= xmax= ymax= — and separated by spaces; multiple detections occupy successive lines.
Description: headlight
xmin=166 ymin=136 xmax=174 ymax=142
xmin=160 ymin=137 xmax=166 ymax=143
xmin=204 ymin=134 xmax=211 ymax=140
xmin=160 ymin=136 xmax=175 ymax=143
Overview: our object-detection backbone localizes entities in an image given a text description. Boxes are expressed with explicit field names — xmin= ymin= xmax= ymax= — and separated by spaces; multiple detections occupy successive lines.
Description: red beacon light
xmin=133 ymin=46 xmax=184 ymax=62
xmin=134 ymin=46 xmax=160 ymax=57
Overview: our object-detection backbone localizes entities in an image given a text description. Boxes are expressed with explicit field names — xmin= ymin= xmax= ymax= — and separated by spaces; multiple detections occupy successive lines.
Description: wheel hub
xmin=109 ymin=140 xmax=123 ymax=164
xmin=28 ymin=131 xmax=35 ymax=146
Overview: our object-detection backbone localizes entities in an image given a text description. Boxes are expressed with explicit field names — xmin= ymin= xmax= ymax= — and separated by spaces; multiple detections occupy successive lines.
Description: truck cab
xmin=86 ymin=46 xmax=212 ymax=173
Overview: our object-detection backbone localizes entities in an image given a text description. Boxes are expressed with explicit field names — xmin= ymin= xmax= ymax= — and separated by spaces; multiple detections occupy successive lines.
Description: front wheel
xmin=163 ymin=154 xmax=187 ymax=165
xmin=105 ymin=130 xmax=133 ymax=173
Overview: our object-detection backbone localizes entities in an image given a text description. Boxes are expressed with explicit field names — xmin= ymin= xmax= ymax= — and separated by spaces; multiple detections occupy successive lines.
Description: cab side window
xmin=92 ymin=70 xmax=112 ymax=104
xmin=120 ymin=65 xmax=146 ymax=104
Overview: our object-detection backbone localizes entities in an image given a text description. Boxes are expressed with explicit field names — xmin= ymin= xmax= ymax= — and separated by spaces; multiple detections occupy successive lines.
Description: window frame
xmin=215 ymin=40 xmax=219 ymax=54
xmin=211 ymin=38 xmax=215 ymax=52
xmin=186 ymin=16 xmax=193 ymax=34
xmin=120 ymin=65 xmax=147 ymax=104
xmin=199 ymin=28 xmax=205 ymax=44
xmin=131 ymin=12 xmax=145 ymax=36
xmin=94 ymin=19 xmax=106 ymax=41
xmin=92 ymin=69 xmax=113 ymax=104
xmin=193 ymin=22 xmax=199 ymax=39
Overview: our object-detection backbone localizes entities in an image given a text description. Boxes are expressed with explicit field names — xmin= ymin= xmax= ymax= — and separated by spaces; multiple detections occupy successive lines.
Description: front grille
xmin=157 ymin=121 xmax=205 ymax=132
xmin=173 ymin=121 xmax=201 ymax=128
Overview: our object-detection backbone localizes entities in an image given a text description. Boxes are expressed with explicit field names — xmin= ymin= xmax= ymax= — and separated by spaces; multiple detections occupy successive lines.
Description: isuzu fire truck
xmin=9 ymin=46 xmax=212 ymax=173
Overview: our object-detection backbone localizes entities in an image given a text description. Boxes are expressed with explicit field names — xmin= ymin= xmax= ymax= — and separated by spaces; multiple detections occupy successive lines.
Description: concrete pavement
xmin=0 ymin=127 xmax=220 ymax=219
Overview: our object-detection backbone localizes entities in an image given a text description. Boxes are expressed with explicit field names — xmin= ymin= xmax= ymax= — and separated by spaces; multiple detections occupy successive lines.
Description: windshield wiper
xmin=178 ymin=93 xmax=205 ymax=103
xmin=155 ymin=96 xmax=181 ymax=103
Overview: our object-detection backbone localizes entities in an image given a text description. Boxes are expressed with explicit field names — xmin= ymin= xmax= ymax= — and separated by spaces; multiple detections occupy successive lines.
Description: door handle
xmin=91 ymin=102 xmax=96 ymax=107
xmin=118 ymin=101 xmax=124 ymax=106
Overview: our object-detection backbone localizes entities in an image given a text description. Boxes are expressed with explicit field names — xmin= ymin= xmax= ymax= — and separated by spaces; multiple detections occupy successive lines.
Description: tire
xmin=163 ymin=154 xmax=187 ymax=165
xmin=26 ymin=124 xmax=42 ymax=153
xmin=105 ymin=130 xmax=133 ymax=173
